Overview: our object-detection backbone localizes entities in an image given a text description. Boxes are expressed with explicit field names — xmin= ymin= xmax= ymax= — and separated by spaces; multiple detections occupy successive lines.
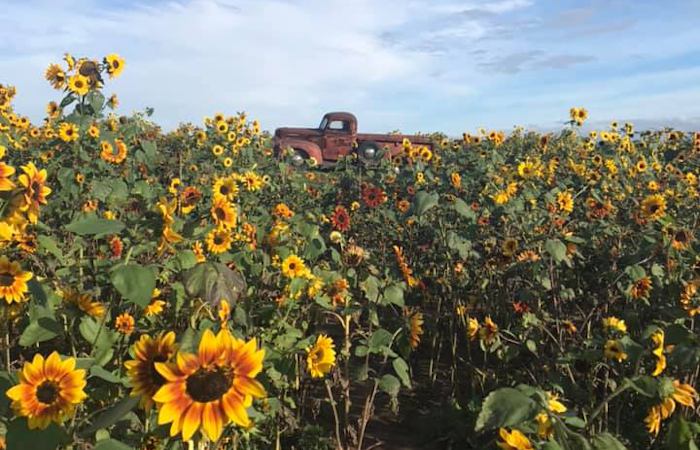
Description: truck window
xmin=327 ymin=120 xmax=348 ymax=131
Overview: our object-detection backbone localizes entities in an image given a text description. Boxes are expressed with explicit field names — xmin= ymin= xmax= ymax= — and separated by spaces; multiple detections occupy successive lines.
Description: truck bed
xmin=357 ymin=133 xmax=433 ymax=146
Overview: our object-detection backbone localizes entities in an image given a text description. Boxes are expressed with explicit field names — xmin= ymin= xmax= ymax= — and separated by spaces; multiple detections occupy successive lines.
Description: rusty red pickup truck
xmin=272 ymin=112 xmax=434 ymax=166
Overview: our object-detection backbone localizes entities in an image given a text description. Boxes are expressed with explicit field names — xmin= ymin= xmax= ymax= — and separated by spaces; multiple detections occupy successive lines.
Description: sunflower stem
xmin=325 ymin=379 xmax=344 ymax=450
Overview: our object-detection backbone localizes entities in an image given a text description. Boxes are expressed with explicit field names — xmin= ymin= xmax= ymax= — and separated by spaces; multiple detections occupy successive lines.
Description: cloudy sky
xmin=2 ymin=0 xmax=699 ymax=134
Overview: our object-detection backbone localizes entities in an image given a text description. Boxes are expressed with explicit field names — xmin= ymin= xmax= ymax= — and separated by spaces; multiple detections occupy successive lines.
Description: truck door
xmin=322 ymin=119 xmax=354 ymax=160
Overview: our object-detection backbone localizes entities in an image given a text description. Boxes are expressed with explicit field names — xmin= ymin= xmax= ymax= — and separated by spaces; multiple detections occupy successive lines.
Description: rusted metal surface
xmin=273 ymin=112 xmax=434 ymax=165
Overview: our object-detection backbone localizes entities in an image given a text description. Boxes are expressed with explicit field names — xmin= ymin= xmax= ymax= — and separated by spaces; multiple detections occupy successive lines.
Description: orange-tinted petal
xmin=182 ymin=401 xmax=204 ymax=441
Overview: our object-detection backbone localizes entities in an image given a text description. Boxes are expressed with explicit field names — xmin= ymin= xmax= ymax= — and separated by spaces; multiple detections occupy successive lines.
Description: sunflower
xmin=501 ymin=238 xmax=518 ymax=257
xmin=467 ymin=317 xmax=479 ymax=340
xmin=330 ymin=205 xmax=350 ymax=231
xmin=88 ymin=124 xmax=100 ymax=139
xmin=556 ymin=191 xmax=574 ymax=214
xmin=107 ymin=93 xmax=119 ymax=109
xmin=180 ymin=186 xmax=202 ymax=214
xmin=6 ymin=352 xmax=87 ymax=429
xmin=44 ymin=64 xmax=66 ymax=89
xmin=0 ymin=162 xmax=16 ymax=191
xmin=100 ymin=139 xmax=128 ymax=164
xmin=212 ymin=176 xmax=239 ymax=201
xmin=241 ymin=171 xmax=263 ymax=192
xmin=645 ymin=381 xmax=697 ymax=435
xmin=361 ymin=185 xmax=386 ymax=208
xmin=306 ymin=334 xmax=336 ymax=378
xmin=46 ymin=101 xmax=60 ymax=120
xmin=396 ymin=198 xmax=410 ymax=213
xmin=125 ymin=332 xmax=177 ymax=411
xmin=192 ymin=241 xmax=206 ymax=263
xmin=640 ymin=194 xmax=666 ymax=220
xmin=517 ymin=159 xmax=541 ymax=179
xmin=602 ymin=316 xmax=627 ymax=334
xmin=497 ymin=428 xmax=533 ymax=450
xmin=273 ymin=203 xmax=294 ymax=219
xmin=604 ymin=339 xmax=627 ymax=362
xmin=104 ymin=54 xmax=126 ymax=78
xmin=210 ymin=196 xmax=237 ymax=230
xmin=58 ymin=122 xmax=79 ymax=142
xmin=450 ymin=172 xmax=461 ymax=189
xmin=17 ymin=162 xmax=51 ymax=224
xmin=68 ymin=74 xmax=89 ymax=96
xmin=671 ymin=228 xmax=692 ymax=250
xmin=206 ymin=228 xmax=233 ymax=254
xmin=115 ymin=312 xmax=135 ymax=335
xmin=281 ymin=254 xmax=308 ymax=278
xmin=152 ymin=329 xmax=266 ymax=441
xmin=406 ymin=308 xmax=424 ymax=349
xmin=0 ymin=256 xmax=33 ymax=304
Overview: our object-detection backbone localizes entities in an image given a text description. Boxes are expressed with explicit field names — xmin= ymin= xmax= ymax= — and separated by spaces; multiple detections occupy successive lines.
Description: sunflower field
xmin=0 ymin=54 xmax=699 ymax=450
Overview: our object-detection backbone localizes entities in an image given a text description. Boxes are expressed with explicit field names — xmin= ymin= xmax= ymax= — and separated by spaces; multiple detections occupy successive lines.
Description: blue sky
xmin=1 ymin=0 xmax=699 ymax=134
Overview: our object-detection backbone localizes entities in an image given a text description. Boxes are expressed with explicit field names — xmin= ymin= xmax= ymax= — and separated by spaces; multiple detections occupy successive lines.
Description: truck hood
xmin=274 ymin=127 xmax=321 ymax=138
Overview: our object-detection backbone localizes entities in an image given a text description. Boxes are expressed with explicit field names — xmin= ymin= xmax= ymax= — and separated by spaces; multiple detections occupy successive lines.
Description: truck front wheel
xmin=357 ymin=142 xmax=381 ymax=163
xmin=291 ymin=149 xmax=307 ymax=166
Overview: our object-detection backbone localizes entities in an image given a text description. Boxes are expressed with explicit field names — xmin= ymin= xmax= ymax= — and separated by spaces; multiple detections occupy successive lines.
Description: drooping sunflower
xmin=630 ymin=276 xmax=652 ymax=300
xmin=44 ymin=64 xmax=66 ymax=89
xmin=206 ymin=228 xmax=233 ymax=254
xmin=645 ymin=380 xmax=697 ymax=435
xmin=104 ymin=54 xmax=126 ymax=78
xmin=17 ymin=162 xmax=52 ymax=224
xmin=125 ymin=332 xmax=177 ymax=411
xmin=306 ymin=334 xmax=336 ymax=378
xmin=650 ymin=330 xmax=666 ymax=377
xmin=479 ymin=316 xmax=499 ymax=344
xmin=640 ymin=194 xmax=667 ymax=220
xmin=58 ymin=122 xmax=79 ymax=142
xmin=6 ymin=352 xmax=87 ymax=429
xmin=0 ymin=256 xmax=33 ymax=304
xmin=497 ymin=428 xmax=533 ymax=450
xmin=61 ymin=288 xmax=105 ymax=318
xmin=405 ymin=308 xmax=424 ymax=349
xmin=602 ymin=316 xmax=627 ymax=334
xmin=68 ymin=74 xmax=90 ymax=96
xmin=180 ymin=186 xmax=202 ymax=214
xmin=330 ymin=205 xmax=350 ymax=231
xmin=210 ymin=196 xmax=237 ymax=229
xmin=100 ymin=139 xmax=128 ymax=164
xmin=281 ymin=254 xmax=308 ymax=279
xmin=152 ymin=329 xmax=266 ymax=441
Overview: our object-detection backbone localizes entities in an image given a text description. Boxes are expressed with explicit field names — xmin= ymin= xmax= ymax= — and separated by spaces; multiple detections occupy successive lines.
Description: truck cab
xmin=273 ymin=112 xmax=433 ymax=166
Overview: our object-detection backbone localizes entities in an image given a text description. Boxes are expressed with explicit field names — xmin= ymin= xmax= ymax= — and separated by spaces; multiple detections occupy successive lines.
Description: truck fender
xmin=279 ymin=139 xmax=323 ymax=165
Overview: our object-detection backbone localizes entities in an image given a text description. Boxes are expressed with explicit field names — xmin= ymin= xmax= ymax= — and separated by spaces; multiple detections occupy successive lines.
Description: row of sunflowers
xmin=0 ymin=53 xmax=698 ymax=450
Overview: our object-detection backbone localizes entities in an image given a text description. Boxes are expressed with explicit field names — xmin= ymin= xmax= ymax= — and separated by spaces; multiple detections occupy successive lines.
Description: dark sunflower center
xmin=112 ymin=60 xmax=120 ymax=69
xmin=0 ymin=273 xmax=14 ymax=286
xmin=288 ymin=262 xmax=297 ymax=271
xmin=214 ymin=236 xmax=224 ymax=245
xmin=215 ymin=208 xmax=226 ymax=220
xmin=149 ymin=356 xmax=169 ymax=387
xmin=648 ymin=204 xmax=660 ymax=213
xmin=36 ymin=381 xmax=59 ymax=404
xmin=220 ymin=186 xmax=229 ymax=196
xmin=675 ymin=231 xmax=689 ymax=243
xmin=186 ymin=368 xmax=232 ymax=402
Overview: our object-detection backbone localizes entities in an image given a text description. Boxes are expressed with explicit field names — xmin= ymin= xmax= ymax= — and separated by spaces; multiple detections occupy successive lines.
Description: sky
xmin=1 ymin=0 xmax=699 ymax=135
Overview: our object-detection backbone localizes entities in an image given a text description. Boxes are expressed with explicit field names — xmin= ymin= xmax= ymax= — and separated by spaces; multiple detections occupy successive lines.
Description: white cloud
xmin=1 ymin=0 xmax=698 ymax=134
